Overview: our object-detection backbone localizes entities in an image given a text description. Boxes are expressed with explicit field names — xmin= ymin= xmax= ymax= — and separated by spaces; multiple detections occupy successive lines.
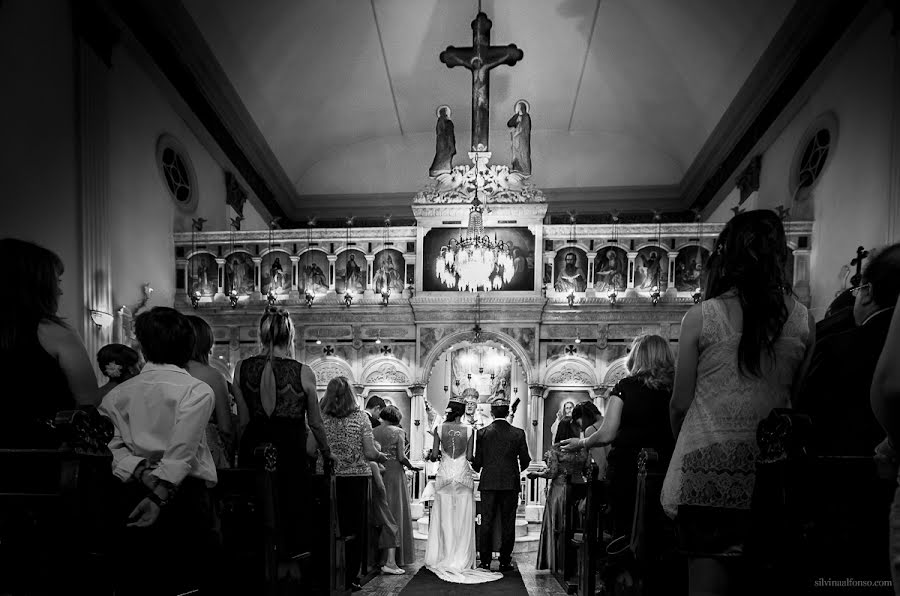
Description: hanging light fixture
xmin=435 ymin=187 xmax=513 ymax=292
xmin=315 ymin=331 xmax=322 ymax=346
xmin=693 ymin=209 xmax=703 ymax=303
xmin=651 ymin=211 xmax=662 ymax=306
xmin=574 ymin=329 xmax=581 ymax=344
xmin=381 ymin=216 xmax=392 ymax=305
xmin=344 ymin=217 xmax=354 ymax=307
xmin=228 ymin=219 xmax=239 ymax=308
xmin=608 ymin=210 xmax=619 ymax=305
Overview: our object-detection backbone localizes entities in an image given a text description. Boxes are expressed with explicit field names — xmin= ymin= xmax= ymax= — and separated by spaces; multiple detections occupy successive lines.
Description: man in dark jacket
xmin=472 ymin=396 xmax=531 ymax=572
xmin=365 ymin=395 xmax=385 ymax=429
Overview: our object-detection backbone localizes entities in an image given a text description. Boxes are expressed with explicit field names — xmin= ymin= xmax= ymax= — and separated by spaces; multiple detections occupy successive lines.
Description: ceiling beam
xmin=681 ymin=0 xmax=869 ymax=213
xmin=105 ymin=0 xmax=299 ymax=224
xmin=568 ymin=0 xmax=602 ymax=132
xmin=370 ymin=0 xmax=404 ymax=137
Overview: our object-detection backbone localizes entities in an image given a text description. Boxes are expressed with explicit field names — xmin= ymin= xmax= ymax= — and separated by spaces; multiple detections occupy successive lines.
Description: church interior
xmin=2 ymin=0 xmax=900 ymax=594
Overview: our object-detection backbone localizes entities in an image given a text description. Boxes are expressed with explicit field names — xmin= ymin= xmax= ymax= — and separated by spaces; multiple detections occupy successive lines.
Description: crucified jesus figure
xmin=440 ymin=12 xmax=523 ymax=152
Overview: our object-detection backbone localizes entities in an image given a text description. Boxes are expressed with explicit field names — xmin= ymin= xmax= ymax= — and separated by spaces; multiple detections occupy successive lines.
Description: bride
xmin=423 ymin=396 xmax=503 ymax=584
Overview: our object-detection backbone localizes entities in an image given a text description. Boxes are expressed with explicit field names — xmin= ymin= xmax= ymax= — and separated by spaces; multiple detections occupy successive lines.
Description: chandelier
xmin=436 ymin=191 xmax=513 ymax=292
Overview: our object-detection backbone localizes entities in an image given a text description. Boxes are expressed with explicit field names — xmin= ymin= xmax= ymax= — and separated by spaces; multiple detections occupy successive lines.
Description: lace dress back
xmin=661 ymin=296 xmax=809 ymax=518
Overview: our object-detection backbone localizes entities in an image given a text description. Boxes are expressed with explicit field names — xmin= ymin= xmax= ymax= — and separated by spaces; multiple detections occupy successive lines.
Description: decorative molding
xmin=174 ymin=226 xmax=418 ymax=245
xmin=412 ymin=203 xmax=548 ymax=220
xmin=311 ymin=359 xmax=354 ymax=386
xmin=545 ymin=364 xmax=596 ymax=386
xmin=364 ymin=362 xmax=410 ymax=385
xmin=603 ymin=357 xmax=630 ymax=386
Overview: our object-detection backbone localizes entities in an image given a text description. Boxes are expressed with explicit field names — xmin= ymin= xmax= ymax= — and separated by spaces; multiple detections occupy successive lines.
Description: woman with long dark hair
xmin=661 ymin=210 xmax=815 ymax=596
xmin=0 ymin=238 xmax=98 ymax=446
xmin=231 ymin=306 xmax=331 ymax=581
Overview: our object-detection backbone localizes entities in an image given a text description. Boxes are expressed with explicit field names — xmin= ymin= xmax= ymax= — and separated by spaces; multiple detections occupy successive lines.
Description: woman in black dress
xmin=232 ymin=306 xmax=332 ymax=578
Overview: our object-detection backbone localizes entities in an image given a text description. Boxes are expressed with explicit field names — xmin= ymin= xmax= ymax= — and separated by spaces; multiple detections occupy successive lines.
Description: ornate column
xmin=586 ymin=253 xmax=596 ymax=296
xmin=215 ymin=258 xmax=226 ymax=299
xmin=626 ymin=252 xmax=638 ymax=295
xmin=365 ymin=255 xmax=376 ymax=296
xmin=251 ymin=257 xmax=262 ymax=298
xmin=666 ymin=251 xmax=679 ymax=294
xmin=527 ymin=383 xmax=546 ymax=462
xmin=792 ymin=248 xmax=812 ymax=306
xmin=327 ymin=254 xmax=337 ymax=291
xmin=289 ymin=256 xmax=301 ymax=298
xmin=178 ymin=259 xmax=189 ymax=298
xmin=409 ymin=383 xmax=427 ymax=462
xmin=545 ymin=252 xmax=556 ymax=291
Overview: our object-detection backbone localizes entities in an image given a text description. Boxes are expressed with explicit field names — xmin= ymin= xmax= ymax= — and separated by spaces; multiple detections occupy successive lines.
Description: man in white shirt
xmin=101 ymin=306 xmax=220 ymax=595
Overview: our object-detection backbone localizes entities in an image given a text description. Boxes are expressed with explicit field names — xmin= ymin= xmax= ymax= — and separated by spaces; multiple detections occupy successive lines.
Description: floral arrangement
xmin=104 ymin=362 xmax=123 ymax=379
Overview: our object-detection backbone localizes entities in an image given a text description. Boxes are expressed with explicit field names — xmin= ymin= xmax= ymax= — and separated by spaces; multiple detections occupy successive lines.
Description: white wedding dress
xmin=424 ymin=423 xmax=503 ymax=584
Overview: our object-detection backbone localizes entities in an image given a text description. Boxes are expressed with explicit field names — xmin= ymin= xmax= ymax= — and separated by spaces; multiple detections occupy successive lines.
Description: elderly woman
xmin=317 ymin=377 xmax=387 ymax=592
xmin=528 ymin=420 xmax=589 ymax=570
xmin=373 ymin=405 xmax=420 ymax=572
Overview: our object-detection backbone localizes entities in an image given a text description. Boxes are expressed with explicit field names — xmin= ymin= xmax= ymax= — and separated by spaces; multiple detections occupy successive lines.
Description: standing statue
xmin=507 ymin=100 xmax=531 ymax=175
xmin=429 ymin=105 xmax=456 ymax=177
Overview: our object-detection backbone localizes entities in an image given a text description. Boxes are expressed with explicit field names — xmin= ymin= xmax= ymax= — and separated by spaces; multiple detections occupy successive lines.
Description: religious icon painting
xmin=261 ymin=251 xmax=292 ymax=295
xmin=299 ymin=249 xmax=329 ymax=295
xmin=553 ymin=247 xmax=588 ymax=293
xmin=634 ymin=246 xmax=668 ymax=291
xmin=335 ymin=249 xmax=366 ymax=295
xmin=674 ymin=246 xmax=709 ymax=292
xmin=373 ymin=249 xmax=405 ymax=296
xmin=594 ymin=246 xmax=627 ymax=292
xmin=422 ymin=227 xmax=535 ymax=291
xmin=224 ymin=252 xmax=255 ymax=295
xmin=189 ymin=252 xmax=217 ymax=296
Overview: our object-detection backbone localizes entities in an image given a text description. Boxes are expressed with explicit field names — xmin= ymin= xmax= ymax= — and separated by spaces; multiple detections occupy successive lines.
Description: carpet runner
xmin=399 ymin=566 xmax=529 ymax=596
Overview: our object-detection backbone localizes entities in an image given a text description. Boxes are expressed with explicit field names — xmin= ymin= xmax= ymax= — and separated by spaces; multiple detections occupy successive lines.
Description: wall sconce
xmin=413 ymin=419 xmax=421 ymax=427
xmin=266 ymin=290 xmax=277 ymax=307
xmin=532 ymin=419 xmax=538 ymax=427
xmin=650 ymin=286 xmax=661 ymax=306
xmin=567 ymin=289 xmax=576 ymax=307
xmin=692 ymin=288 xmax=702 ymax=304
xmin=444 ymin=385 xmax=449 ymax=392
xmin=89 ymin=309 xmax=114 ymax=329
xmin=190 ymin=290 xmax=201 ymax=309
xmin=305 ymin=291 xmax=315 ymax=308
xmin=381 ymin=288 xmax=390 ymax=306
xmin=513 ymin=386 xmax=518 ymax=395
xmin=343 ymin=292 xmax=353 ymax=307
xmin=455 ymin=379 xmax=460 ymax=387
xmin=228 ymin=289 xmax=239 ymax=308
xmin=608 ymin=289 xmax=617 ymax=304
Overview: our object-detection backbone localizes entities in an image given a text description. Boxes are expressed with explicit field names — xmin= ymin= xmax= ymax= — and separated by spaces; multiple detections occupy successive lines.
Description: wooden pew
xmin=217 ymin=443 xmax=313 ymax=595
xmin=553 ymin=478 xmax=588 ymax=593
xmin=0 ymin=409 xmax=116 ymax=595
xmin=571 ymin=465 xmax=605 ymax=596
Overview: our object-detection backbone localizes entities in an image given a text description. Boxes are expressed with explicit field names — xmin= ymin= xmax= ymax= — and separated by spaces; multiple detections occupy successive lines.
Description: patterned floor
xmin=360 ymin=551 xmax=568 ymax=596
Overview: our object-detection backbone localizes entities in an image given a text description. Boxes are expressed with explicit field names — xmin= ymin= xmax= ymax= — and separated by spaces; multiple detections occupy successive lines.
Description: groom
xmin=472 ymin=395 xmax=531 ymax=571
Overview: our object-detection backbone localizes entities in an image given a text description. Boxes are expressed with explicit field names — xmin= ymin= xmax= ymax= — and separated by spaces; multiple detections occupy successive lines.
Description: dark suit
xmin=472 ymin=419 xmax=531 ymax=565
xmin=795 ymin=308 xmax=895 ymax=581
xmin=797 ymin=308 xmax=893 ymax=456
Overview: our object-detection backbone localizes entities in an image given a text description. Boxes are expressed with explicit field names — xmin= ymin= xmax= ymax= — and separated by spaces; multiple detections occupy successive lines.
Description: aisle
xmin=398 ymin=566 xmax=527 ymax=596
xmin=361 ymin=551 xmax=567 ymax=596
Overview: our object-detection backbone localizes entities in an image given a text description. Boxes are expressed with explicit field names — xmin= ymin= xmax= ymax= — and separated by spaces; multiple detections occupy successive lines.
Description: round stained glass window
xmin=156 ymin=134 xmax=198 ymax=213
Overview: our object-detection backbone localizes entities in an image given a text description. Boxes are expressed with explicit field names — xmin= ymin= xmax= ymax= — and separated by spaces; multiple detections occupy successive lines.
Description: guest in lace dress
xmin=373 ymin=405 xmax=420 ymax=571
xmin=316 ymin=376 xmax=387 ymax=592
xmin=232 ymin=307 xmax=331 ymax=580
xmin=186 ymin=316 xmax=233 ymax=468
xmin=97 ymin=344 xmax=142 ymax=400
xmin=662 ymin=211 xmax=815 ymax=596
xmin=529 ymin=420 xmax=589 ymax=570
xmin=0 ymin=238 xmax=99 ymax=447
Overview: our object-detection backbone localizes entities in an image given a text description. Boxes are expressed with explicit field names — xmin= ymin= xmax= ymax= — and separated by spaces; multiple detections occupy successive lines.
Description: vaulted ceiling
xmin=178 ymin=0 xmax=798 ymax=220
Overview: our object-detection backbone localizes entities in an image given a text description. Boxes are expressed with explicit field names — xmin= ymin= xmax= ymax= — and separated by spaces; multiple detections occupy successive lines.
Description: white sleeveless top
xmin=661 ymin=295 xmax=809 ymax=517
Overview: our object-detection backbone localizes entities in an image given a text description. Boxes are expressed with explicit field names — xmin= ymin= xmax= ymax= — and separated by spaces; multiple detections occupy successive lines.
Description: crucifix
xmin=850 ymin=245 xmax=869 ymax=288
xmin=440 ymin=12 xmax=523 ymax=152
